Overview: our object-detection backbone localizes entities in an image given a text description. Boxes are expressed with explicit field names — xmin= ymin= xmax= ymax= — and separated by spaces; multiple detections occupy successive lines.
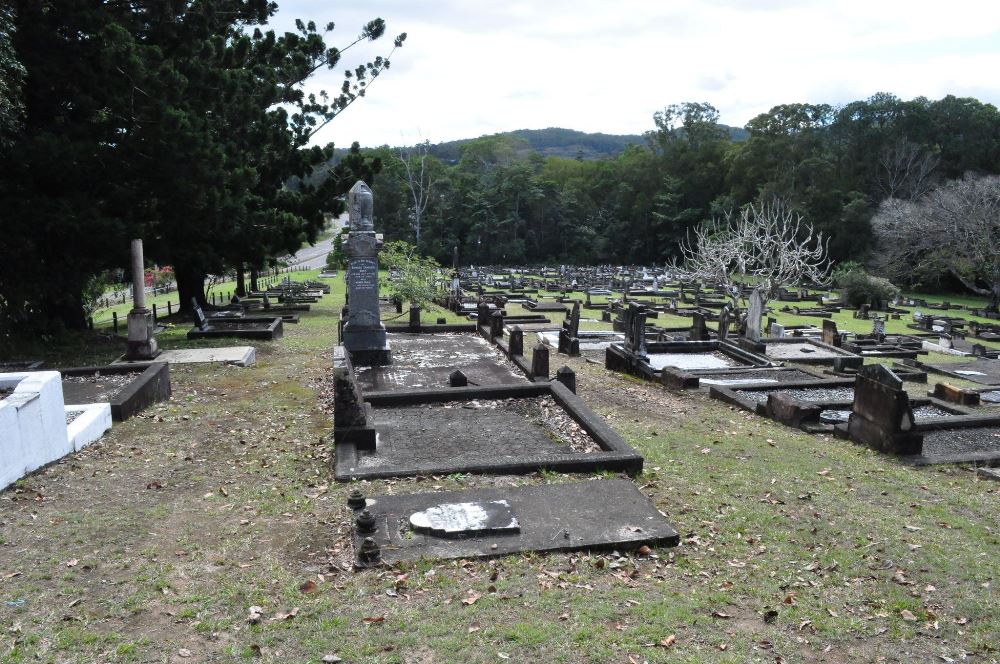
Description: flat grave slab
xmin=538 ymin=330 xmax=624 ymax=351
xmin=696 ymin=367 xmax=821 ymax=387
xmin=647 ymin=351 xmax=743 ymax=371
xmin=354 ymin=333 xmax=525 ymax=392
xmin=764 ymin=339 xmax=861 ymax=366
xmin=352 ymin=479 xmax=679 ymax=566
xmin=114 ymin=346 xmax=255 ymax=367
xmin=918 ymin=427 xmax=1000 ymax=464
xmin=921 ymin=359 xmax=1000 ymax=385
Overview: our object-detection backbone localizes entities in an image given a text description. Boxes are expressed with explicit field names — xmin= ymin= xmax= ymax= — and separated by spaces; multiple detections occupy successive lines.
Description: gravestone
xmin=871 ymin=317 xmax=886 ymax=342
xmin=822 ymin=319 xmax=840 ymax=347
xmin=191 ymin=298 xmax=209 ymax=331
xmin=746 ymin=290 xmax=764 ymax=342
xmin=124 ymin=239 xmax=160 ymax=360
xmin=770 ymin=322 xmax=785 ymax=338
xmin=489 ymin=310 xmax=504 ymax=340
xmin=689 ymin=312 xmax=709 ymax=341
xmin=558 ymin=302 xmax=581 ymax=355
xmin=342 ymin=181 xmax=391 ymax=365
xmin=847 ymin=364 xmax=922 ymax=455
xmin=623 ymin=303 xmax=647 ymax=356
xmin=717 ymin=305 xmax=731 ymax=341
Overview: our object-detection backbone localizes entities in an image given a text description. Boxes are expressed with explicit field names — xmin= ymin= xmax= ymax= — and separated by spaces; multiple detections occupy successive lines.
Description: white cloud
xmin=270 ymin=0 xmax=1000 ymax=146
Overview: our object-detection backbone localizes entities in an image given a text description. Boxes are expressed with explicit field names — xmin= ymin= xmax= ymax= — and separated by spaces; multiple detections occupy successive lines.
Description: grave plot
xmin=762 ymin=338 xmax=863 ymax=368
xmin=332 ymin=349 xmax=642 ymax=482
xmin=59 ymin=362 xmax=170 ymax=421
xmin=667 ymin=366 xmax=825 ymax=390
xmin=537 ymin=330 xmax=624 ymax=351
xmin=711 ymin=375 xmax=968 ymax=433
xmin=349 ymin=479 xmax=679 ymax=567
xmin=186 ymin=299 xmax=283 ymax=341
xmin=835 ymin=365 xmax=1000 ymax=464
xmin=354 ymin=333 xmax=526 ymax=392
xmin=608 ymin=339 xmax=773 ymax=383
xmin=335 ymin=383 xmax=642 ymax=480
xmin=917 ymin=358 xmax=1000 ymax=385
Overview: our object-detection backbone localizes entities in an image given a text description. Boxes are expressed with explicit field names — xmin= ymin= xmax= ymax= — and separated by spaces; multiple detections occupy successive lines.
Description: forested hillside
xmin=365 ymin=97 xmax=1000 ymax=285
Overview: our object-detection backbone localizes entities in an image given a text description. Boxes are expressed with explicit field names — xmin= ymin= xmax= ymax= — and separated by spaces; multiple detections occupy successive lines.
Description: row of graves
xmin=596 ymin=289 xmax=1000 ymax=467
xmin=1 ymin=240 xmax=334 ymax=491
xmin=331 ymin=182 xmax=680 ymax=568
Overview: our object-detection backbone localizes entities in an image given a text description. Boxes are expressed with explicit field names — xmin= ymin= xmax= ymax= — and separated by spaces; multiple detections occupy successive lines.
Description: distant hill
xmin=317 ymin=126 xmax=749 ymax=173
xmin=426 ymin=128 xmax=645 ymax=162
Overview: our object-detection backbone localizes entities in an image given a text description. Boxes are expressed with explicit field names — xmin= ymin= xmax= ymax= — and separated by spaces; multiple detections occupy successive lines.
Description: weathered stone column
xmin=341 ymin=181 xmax=391 ymax=366
xmin=124 ymin=239 xmax=160 ymax=360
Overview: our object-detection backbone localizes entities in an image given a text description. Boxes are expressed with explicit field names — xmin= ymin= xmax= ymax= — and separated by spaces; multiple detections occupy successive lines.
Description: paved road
xmin=289 ymin=236 xmax=335 ymax=269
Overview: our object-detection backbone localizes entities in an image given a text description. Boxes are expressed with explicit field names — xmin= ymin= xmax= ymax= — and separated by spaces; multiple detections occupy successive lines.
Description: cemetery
xmin=3 ymin=3 xmax=1000 ymax=660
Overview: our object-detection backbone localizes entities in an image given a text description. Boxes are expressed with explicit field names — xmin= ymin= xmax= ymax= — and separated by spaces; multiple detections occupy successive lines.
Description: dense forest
xmin=366 ymin=97 xmax=1000 ymax=274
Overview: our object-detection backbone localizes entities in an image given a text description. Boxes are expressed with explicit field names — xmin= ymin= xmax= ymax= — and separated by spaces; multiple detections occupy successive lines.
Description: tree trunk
xmin=250 ymin=267 xmax=259 ymax=293
xmin=236 ymin=264 xmax=246 ymax=297
xmin=43 ymin=289 xmax=87 ymax=330
xmin=990 ymin=282 xmax=1000 ymax=313
xmin=175 ymin=266 xmax=207 ymax=313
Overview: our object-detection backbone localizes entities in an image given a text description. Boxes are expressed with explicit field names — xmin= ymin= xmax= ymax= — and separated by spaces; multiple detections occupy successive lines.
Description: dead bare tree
xmin=679 ymin=199 xmax=832 ymax=310
xmin=398 ymin=140 xmax=436 ymax=243
xmin=871 ymin=173 xmax=1000 ymax=311
xmin=876 ymin=138 xmax=939 ymax=200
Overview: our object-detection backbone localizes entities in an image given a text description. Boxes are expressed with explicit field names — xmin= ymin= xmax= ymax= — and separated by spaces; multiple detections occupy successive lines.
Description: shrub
xmin=833 ymin=263 xmax=900 ymax=308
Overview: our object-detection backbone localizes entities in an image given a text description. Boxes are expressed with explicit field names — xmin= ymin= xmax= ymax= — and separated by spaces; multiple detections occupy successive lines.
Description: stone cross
xmin=341 ymin=181 xmax=391 ymax=365
xmin=746 ymin=290 xmax=764 ymax=342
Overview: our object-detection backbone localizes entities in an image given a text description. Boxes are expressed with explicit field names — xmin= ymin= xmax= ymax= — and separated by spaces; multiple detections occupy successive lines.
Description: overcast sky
xmin=272 ymin=0 xmax=1000 ymax=148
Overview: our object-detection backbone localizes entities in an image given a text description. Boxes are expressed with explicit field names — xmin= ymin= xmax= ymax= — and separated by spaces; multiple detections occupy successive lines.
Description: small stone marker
xmin=770 ymin=322 xmax=785 ymax=338
xmin=555 ymin=366 xmax=576 ymax=393
xmin=409 ymin=500 xmax=520 ymax=537
xmin=689 ymin=312 xmax=709 ymax=341
xmin=531 ymin=344 xmax=549 ymax=381
xmin=448 ymin=370 xmax=468 ymax=387
xmin=508 ymin=326 xmax=524 ymax=356
xmin=822 ymin=319 xmax=840 ymax=347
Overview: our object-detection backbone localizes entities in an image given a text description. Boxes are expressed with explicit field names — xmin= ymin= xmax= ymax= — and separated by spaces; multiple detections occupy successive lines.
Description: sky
xmin=271 ymin=0 xmax=1000 ymax=148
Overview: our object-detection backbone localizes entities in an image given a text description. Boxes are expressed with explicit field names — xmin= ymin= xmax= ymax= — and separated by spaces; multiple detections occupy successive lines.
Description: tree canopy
xmin=0 ymin=1 xmax=404 ymax=331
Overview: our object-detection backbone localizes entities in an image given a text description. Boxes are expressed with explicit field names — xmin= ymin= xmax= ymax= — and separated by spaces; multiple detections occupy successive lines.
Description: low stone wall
xmin=0 ymin=371 xmax=72 ymax=491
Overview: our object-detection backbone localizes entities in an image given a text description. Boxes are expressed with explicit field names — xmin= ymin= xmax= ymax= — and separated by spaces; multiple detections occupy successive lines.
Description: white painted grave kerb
xmin=65 ymin=403 xmax=112 ymax=451
xmin=0 ymin=371 xmax=71 ymax=491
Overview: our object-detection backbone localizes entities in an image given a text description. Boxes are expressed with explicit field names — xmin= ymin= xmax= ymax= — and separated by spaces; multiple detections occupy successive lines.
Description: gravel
xmin=62 ymin=372 xmax=140 ymax=402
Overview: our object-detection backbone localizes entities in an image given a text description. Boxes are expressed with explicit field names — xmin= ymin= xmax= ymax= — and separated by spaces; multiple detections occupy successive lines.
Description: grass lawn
xmin=0 ymin=275 xmax=998 ymax=662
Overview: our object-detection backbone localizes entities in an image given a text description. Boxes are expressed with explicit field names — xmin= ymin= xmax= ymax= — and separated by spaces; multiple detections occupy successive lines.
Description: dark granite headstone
xmin=448 ymin=370 xmax=468 ymax=387
xmin=191 ymin=298 xmax=209 ymax=331
xmin=555 ymin=365 xmax=576 ymax=393
xmin=689 ymin=312 xmax=709 ymax=341
xmin=847 ymin=364 xmax=922 ymax=455
xmin=342 ymin=181 xmax=391 ymax=365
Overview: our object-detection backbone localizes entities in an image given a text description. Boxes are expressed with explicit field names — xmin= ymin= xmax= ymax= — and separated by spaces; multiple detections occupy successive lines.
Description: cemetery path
xmin=1 ymin=272 xmax=998 ymax=663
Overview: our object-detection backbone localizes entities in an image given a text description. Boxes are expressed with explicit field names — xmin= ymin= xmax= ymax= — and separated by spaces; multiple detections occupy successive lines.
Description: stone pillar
xmin=341 ymin=181 xmax=391 ymax=366
xmin=531 ymin=344 xmax=549 ymax=381
xmin=490 ymin=310 xmax=504 ymax=340
xmin=124 ymin=239 xmax=160 ymax=360
xmin=555 ymin=366 xmax=576 ymax=393
xmin=509 ymin=326 xmax=524 ymax=356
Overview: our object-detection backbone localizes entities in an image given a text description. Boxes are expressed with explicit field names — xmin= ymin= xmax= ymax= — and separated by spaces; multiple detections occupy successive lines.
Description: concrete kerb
xmin=59 ymin=362 xmax=171 ymax=421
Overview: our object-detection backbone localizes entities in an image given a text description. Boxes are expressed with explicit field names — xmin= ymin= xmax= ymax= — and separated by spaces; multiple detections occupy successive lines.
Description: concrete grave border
xmin=65 ymin=403 xmax=112 ymax=450
xmin=334 ymin=378 xmax=644 ymax=481
xmin=59 ymin=362 xmax=171 ymax=421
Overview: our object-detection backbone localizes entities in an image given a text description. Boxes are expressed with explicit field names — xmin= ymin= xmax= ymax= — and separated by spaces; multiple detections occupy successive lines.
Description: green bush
xmin=833 ymin=263 xmax=900 ymax=308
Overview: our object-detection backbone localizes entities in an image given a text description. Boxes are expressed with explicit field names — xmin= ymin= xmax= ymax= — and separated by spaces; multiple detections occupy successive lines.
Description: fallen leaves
xmin=461 ymin=590 xmax=482 ymax=606
xmin=362 ymin=615 xmax=385 ymax=625
xmin=271 ymin=607 xmax=299 ymax=621
xmin=299 ymin=579 xmax=317 ymax=594
xmin=247 ymin=606 xmax=264 ymax=625
xmin=659 ymin=635 xmax=676 ymax=648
